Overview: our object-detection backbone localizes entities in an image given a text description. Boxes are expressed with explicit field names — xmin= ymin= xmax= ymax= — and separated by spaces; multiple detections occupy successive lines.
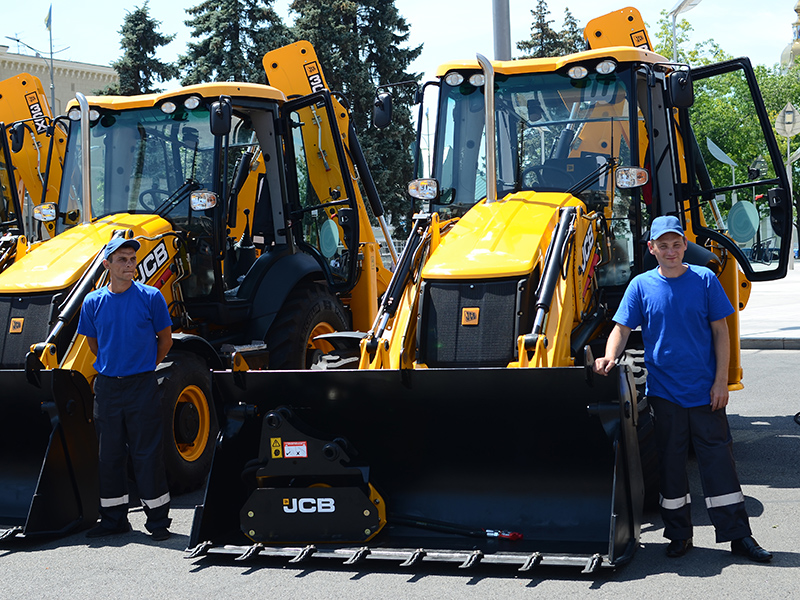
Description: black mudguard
xmin=0 ymin=369 xmax=98 ymax=538
xmin=190 ymin=364 xmax=644 ymax=569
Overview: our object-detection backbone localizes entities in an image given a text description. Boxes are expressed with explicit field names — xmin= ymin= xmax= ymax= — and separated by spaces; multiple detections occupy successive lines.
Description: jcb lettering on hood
xmin=136 ymin=241 xmax=169 ymax=282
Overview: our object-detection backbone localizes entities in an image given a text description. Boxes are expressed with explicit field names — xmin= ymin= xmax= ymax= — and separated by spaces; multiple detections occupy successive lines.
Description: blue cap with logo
xmin=649 ymin=215 xmax=685 ymax=241
xmin=104 ymin=237 xmax=141 ymax=260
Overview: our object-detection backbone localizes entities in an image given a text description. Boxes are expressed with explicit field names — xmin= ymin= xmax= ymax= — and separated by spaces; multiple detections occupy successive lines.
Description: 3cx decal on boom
xmin=25 ymin=92 xmax=49 ymax=135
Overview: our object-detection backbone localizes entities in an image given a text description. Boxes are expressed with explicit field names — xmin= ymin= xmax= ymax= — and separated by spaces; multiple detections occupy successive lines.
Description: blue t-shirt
xmin=77 ymin=281 xmax=173 ymax=377
xmin=613 ymin=264 xmax=734 ymax=408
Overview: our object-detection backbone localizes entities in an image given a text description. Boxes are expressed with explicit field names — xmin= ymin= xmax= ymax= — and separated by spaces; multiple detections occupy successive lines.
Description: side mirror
xmin=407 ymin=178 xmax=440 ymax=201
xmin=10 ymin=122 xmax=26 ymax=153
xmin=191 ymin=191 xmax=218 ymax=211
xmin=615 ymin=167 xmax=649 ymax=189
xmin=373 ymin=93 xmax=393 ymax=129
xmin=33 ymin=202 xmax=57 ymax=222
xmin=210 ymin=96 xmax=232 ymax=136
xmin=667 ymin=70 xmax=693 ymax=109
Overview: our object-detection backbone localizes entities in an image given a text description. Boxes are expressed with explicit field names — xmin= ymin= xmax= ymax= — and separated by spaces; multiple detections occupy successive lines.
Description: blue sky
xmin=2 ymin=0 xmax=796 ymax=87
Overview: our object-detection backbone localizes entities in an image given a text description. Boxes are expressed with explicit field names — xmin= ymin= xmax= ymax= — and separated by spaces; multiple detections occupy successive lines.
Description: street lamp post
xmin=5 ymin=36 xmax=59 ymax=111
xmin=668 ymin=0 xmax=704 ymax=62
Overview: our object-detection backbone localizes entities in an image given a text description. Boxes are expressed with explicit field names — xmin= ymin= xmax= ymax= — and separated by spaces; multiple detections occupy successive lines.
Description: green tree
xmin=291 ymin=0 xmax=421 ymax=237
xmin=179 ymin=0 xmax=293 ymax=85
xmin=517 ymin=0 xmax=561 ymax=58
xmin=652 ymin=9 xmax=726 ymax=65
xmin=103 ymin=2 xmax=178 ymax=95
xmin=558 ymin=8 xmax=585 ymax=55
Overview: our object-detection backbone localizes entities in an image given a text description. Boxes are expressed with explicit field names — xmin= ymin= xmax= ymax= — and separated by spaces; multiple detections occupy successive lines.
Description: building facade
xmin=0 ymin=45 xmax=118 ymax=116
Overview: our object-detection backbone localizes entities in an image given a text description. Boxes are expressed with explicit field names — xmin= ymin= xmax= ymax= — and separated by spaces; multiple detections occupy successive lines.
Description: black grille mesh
xmin=0 ymin=295 xmax=55 ymax=368
xmin=420 ymin=279 xmax=518 ymax=367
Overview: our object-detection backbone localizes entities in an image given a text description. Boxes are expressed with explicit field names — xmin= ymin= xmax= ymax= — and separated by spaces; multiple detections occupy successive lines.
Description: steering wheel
xmin=521 ymin=165 xmax=576 ymax=189
xmin=138 ymin=188 xmax=171 ymax=211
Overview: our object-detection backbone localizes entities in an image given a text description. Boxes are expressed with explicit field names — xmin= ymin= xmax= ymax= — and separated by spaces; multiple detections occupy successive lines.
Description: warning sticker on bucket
xmin=271 ymin=437 xmax=283 ymax=458
xmin=284 ymin=441 xmax=308 ymax=458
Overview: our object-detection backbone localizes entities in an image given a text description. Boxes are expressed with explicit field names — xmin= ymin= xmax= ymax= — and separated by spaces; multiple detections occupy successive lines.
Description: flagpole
xmin=48 ymin=5 xmax=54 ymax=110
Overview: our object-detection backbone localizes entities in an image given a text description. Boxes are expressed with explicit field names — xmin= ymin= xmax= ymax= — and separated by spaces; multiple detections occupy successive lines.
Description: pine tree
xmin=558 ymin=8 xmax=585 ymax=55
xmin=104 ymin=2 xmax=178 ymax=95
xmin=179 ymin=0 xmax=293 ymax=85
xmin=291 ymin=0 xmax=421 ymax=237
xmin=517 ymin=0 xmax=561 ymax=58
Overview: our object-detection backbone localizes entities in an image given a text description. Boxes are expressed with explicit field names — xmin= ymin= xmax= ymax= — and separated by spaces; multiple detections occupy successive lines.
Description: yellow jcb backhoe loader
xmin=186 ymin=8 xmax=793 ymax=572
xmin=0 ymin=41 xmax=394 ymax=540
xmin=0 ymin=73 xmax=64 ymax=270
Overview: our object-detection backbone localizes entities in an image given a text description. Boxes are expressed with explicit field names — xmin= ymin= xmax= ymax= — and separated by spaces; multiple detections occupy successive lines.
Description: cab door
xmin=680 ymin=58 xmax=793 ymax=281
xmin=281 ymin=91 xmax=359 ymax=293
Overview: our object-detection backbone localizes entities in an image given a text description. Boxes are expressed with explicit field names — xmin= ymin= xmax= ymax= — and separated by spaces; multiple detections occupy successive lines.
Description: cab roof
xmin=435 ymin=46 xmax=668 ymax=77
xmin=68 ymin=81 xmax=286 ymax=110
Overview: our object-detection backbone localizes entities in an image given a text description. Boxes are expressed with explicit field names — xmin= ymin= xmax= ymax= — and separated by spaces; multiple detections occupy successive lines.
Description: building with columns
xmin=0 ymin=45 xmax=118 ymax=116
xmin=781 ymin=1 xmax=800 ymax=68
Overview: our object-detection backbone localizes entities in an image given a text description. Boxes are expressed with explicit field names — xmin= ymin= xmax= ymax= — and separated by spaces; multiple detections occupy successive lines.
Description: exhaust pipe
xmin=476 ymin=54 xmax=497 ymax=204
xmin=75 ymin=92 xmax=92 ymax=225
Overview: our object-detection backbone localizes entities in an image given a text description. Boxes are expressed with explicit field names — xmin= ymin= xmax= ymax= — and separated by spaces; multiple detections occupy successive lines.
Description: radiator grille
xmin=0 ymin=294 xmax=56 ymax=368
xmin=420 ymin=279 xmax=519 ymax=367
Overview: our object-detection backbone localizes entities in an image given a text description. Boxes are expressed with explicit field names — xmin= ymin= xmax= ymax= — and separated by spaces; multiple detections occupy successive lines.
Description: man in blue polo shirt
xmin=594 ymin=215 xmax=771 ymax=563
xmin=77 ymin=237 xmax=174 ymax=541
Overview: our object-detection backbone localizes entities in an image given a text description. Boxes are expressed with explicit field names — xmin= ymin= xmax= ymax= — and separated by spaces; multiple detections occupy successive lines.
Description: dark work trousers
xmin=93 ymin=372 xmax=171 ymax=532
xmin=650 ymin=395 xmax=751 ymax=543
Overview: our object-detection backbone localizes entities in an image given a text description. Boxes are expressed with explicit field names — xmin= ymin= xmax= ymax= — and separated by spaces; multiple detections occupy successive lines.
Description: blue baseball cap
xmin=104 ymin=237 xmax=140 ymax=260
xmin=649 ymin=215 xmax=685 ymax=241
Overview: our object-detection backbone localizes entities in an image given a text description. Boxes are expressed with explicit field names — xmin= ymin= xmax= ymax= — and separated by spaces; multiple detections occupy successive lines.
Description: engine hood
xmin=422 ymin=192 xmax=583 ymax=280
xmin=0 ymin=214 xmax=172 ymax=293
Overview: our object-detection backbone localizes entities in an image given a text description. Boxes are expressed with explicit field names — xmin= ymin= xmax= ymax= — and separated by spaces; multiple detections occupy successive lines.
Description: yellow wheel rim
xmin=307 ymin=322 xmax=336 ymax=353
xmin=173 ymin=384 xmax=211 ymax=462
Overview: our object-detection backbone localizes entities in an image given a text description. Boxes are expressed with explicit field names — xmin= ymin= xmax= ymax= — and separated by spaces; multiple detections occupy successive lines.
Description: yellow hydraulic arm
xmin=0 ymin=73 xmax=64 ymax=240
xmin=263 ymin=41 xmax=395 ymax=330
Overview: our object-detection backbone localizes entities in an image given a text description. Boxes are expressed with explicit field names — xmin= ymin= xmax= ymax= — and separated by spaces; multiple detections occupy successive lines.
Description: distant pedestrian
xmin=77 ymin=237 xmax=173 ymax=541
xmin=594 ymin=215 xmax=771 ymax=563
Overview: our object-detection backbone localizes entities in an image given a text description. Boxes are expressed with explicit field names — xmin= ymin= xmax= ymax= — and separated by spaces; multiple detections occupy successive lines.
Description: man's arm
xmin=156 ymin=326 xmax=173 ymax=366
xmin=594 ymin=323 xmax=632 ymax=375
xmin=709 ymin=317 xmax=730 ymax=411
xmin=86 ymin=336 xmax=98 ymax=357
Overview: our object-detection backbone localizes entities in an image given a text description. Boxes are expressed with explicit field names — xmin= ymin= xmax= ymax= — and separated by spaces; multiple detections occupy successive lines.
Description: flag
xmin=44 ymin=5 xmax=52 ymax=31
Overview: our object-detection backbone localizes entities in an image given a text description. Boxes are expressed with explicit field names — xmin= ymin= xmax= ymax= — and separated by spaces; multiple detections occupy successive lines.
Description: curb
xmin=740 ymin=338 xmax=800 ymax=350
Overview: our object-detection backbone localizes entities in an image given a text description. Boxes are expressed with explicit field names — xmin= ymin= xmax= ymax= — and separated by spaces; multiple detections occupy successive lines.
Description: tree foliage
xmin=104 ymin=2 xmax=178 ymax=95
xmin=517 ymin=2 xmax=584 ymax=58
xmin=179 ymin=0 xmax=293 ymax=85
xmin=290 ymin=0 xmax=421 ymax=237
xmin=652 ymin=9 xmax=726 ymax=65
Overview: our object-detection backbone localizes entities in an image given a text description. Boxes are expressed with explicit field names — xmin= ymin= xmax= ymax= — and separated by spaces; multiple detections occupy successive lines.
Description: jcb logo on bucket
xmin=283 ymin=497 xmax=335 ymax=514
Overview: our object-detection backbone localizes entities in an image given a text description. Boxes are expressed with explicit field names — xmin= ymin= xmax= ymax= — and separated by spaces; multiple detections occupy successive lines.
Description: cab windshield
xmin=432 ymin=67 xmax=634 ymax=219
xmin=56 ymin=104 xmax=254 ymax=233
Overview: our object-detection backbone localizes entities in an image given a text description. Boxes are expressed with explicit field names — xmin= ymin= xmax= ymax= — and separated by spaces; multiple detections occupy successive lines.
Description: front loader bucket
xmin=0 ymin=369 xmax=98 ymax=539
xmin=190 ymin=365 xmax=643 ymax=571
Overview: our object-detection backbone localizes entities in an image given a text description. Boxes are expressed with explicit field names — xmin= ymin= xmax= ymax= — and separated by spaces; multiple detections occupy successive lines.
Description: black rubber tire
xmin=627 ymin=348 xmax=660 ymax=508
xmin=156 ymin=351 xmax=218 ymax=494
xmin=266 ymin=282 xmax=349 ymax=370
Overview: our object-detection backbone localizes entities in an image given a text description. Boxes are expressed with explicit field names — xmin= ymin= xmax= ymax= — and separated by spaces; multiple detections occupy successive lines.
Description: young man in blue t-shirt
xmin=77 ymin=237 xmax=174 ymax=541
xmin=594 ymin=215 xmax=771 ymax=563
